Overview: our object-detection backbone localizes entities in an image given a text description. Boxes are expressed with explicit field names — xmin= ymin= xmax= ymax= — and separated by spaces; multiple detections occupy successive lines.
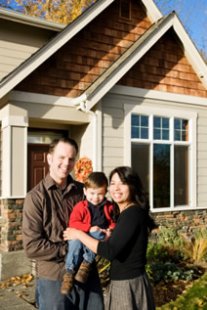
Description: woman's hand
xmin=104 ymin=229 xmax=112 ymax=240
xmin=90 ymin=225 xmax=102 ymax=232
xmin=63 ymin=227 xmax=79 ymax=241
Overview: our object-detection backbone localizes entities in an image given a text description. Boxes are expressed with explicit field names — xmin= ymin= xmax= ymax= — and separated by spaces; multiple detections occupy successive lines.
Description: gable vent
xmin=119 ymin=0 xmax=131 ymax=20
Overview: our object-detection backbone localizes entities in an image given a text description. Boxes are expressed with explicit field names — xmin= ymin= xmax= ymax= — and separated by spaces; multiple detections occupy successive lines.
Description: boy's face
xmin=84 ymin=186 xmax=106 ymax=205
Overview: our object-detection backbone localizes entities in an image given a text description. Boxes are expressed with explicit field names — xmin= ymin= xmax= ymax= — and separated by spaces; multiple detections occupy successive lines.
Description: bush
xmin=180 ymin=228 xmax=207 ymax=263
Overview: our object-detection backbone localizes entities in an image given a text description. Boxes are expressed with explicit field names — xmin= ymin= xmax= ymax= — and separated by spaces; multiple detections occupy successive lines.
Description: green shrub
xmin=180 ymin=228 xmax=207 ymax=263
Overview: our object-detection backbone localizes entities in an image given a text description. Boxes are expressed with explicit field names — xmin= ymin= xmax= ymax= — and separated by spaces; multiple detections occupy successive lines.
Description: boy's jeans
xmin=66 ymin=230 xmax=105 ymax=272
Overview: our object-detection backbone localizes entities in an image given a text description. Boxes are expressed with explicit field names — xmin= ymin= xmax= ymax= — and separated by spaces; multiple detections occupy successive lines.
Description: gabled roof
xmin=0 ymin=0 xmax=207 ymax=111
xmin=0 ymin=0 xmax=116 ymax=98
xmin=85 ymin=12 xmax=207 ymax=110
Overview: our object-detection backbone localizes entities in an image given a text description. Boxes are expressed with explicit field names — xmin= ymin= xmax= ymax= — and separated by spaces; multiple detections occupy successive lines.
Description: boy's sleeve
xmin=106 ymin=202 xmax=117 ymax=230
xmin=69 ymin=202 xmax=91 ymax=232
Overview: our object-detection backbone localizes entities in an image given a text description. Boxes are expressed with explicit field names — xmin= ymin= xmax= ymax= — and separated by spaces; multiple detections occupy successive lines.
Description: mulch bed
xmin=153 ymin=280 xmax=191 ymax=307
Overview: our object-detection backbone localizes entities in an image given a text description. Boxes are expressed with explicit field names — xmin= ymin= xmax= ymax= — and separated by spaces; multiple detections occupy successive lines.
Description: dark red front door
xmin=28 ymin=144 xmax=49 ymax=190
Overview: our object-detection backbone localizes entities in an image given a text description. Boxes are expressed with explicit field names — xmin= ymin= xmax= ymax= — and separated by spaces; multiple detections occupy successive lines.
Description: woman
xmin=64 ymin=166 xmax=156 ymax=310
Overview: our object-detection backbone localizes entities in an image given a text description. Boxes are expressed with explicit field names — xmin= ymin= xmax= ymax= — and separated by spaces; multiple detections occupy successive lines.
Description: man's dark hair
xmin=48 ymin=137 xmax=79 ymax=154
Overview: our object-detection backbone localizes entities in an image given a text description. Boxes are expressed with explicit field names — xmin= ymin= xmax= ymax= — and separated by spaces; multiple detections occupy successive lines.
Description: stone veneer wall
xmin=153 ymin=209 xmax=207 ymax=232
xmin=0 ymin=200 xmax=207 ymax=280
xmin=1 ymin=198 xmax=207 ymax=253
xmin=0 ymin=199 xmax=24 ymax=252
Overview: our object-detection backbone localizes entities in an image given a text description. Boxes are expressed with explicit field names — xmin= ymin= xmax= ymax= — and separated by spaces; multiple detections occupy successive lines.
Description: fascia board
xmin=141 ymin=0 xmax=162 ymax=21
xmin=0 ymin=0 xmax=115 ymax=100
xmin=0 ymin=7 xmax=64 ymax=31
xmin=6 ymin=91 xmax=90 ymax=124
xmin=111 ymin=85 xmax=207 ymax=107
xmin=172 ymin=15 xmax=207 ymax=88
xmin=9 ymin=90 xmax=87 ymax=107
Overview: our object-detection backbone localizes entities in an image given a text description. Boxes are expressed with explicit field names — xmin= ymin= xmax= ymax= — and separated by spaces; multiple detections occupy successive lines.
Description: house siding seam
xmin=16 ymin=0 xmax=152 ymax=97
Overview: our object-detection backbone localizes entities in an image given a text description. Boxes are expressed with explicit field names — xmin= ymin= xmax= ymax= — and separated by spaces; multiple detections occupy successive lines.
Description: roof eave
xmin=0 ymin=7 xmax=64 ymax=31
xmin=141 ymin=0 xmax=162 ymax=22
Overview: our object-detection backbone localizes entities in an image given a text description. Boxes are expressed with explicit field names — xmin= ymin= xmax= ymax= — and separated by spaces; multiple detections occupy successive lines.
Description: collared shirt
xmin=22 ymin=173 xmax=84 ymax=280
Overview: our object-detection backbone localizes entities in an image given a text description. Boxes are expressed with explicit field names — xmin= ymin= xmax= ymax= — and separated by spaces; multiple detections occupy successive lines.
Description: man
xmin=22 ymin=137 xmax=104 ymax=310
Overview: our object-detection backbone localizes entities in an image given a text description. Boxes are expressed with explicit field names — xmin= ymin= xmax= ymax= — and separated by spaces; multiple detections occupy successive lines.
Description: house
xmin=0 ymin=0 xmax=207 ymax=280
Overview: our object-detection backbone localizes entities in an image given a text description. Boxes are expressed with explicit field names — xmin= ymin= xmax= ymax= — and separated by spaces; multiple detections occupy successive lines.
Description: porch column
xmin=1 ymin=104 xmax=28 ymax=198
xmin=0 ymin=104 xmax=30 ymax=279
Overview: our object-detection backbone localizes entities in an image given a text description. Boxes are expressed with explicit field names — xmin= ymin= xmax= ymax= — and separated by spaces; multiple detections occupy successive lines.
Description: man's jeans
xmin=65 ymin=230 xmax=105 ymax=272
xmin=36 ymin=263 xmax=104 ymax=310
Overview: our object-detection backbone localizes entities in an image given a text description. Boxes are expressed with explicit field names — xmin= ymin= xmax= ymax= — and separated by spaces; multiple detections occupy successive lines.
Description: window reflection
xmin=174 ymin=118 xmax=188 ymax=141
xmin=174 ymin=145 xmax=188 ymax=205
xmin=153 ymin=116 xmax=169 ymax=140
xmin=131 ymin=114 xmax=190 ymax=209
xmin=131 ymin=143 xmax=149 ymax=196
xmin=131 ymin=114 xmax=148 ymax=139
xmin=153 ymin=144 xmax=170 ymax=208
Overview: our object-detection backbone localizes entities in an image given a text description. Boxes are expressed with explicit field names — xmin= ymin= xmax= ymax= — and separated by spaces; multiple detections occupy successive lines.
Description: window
xmin=128 ymin=109 xmax=196 ymax=211
xmin=119 ymin=0 xmax=131 ymax=20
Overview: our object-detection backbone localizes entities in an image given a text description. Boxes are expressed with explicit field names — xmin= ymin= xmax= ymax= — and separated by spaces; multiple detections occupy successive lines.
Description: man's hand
xmin=63 ymin=227 xmax=79 ymax=240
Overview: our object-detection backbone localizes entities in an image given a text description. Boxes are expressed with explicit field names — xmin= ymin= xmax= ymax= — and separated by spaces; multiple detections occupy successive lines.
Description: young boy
xmin=60 ymin=172 xmax=116 ymax=295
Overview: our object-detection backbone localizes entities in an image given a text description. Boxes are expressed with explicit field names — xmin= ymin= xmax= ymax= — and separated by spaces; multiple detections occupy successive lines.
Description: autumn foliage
xmin=74 ymin=156 xmax=93 ymax=183
xmin=14 ymin=0 xmax=97 ymax=24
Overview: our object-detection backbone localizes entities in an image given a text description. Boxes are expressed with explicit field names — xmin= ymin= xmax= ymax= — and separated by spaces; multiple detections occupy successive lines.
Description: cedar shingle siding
xmin=16 ymin=0 xmax=207 ymax=98
xmin=16 ymin=0 xmax=151 ymax=97
xmin=119 ymin=29 xmax=207 ymax=97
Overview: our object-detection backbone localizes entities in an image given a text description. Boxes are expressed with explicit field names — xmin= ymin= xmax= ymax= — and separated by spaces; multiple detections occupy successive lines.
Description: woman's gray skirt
xmin=105 ymin=272 xmax=155 ymax=310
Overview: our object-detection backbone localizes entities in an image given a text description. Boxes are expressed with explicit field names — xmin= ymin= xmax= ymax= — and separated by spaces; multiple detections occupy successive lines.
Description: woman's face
xmin=109 ymin=172 xmax=131 ymax=206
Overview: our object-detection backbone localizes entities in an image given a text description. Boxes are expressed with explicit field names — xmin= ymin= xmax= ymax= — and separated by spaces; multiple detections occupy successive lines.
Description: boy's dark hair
xmin=84 ymin=172 xmax=108 ymax=190
xmin=48 ymin=137 xmax=79 ymax=154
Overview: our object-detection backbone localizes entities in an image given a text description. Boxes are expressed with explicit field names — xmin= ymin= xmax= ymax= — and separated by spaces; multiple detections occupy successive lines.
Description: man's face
xmin=47 ymin=141 xmax=77 ymax=184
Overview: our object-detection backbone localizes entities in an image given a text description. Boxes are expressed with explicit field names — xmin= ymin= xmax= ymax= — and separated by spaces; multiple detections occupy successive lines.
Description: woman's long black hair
xmin=109 ymin=166 xmax=158 ymax=231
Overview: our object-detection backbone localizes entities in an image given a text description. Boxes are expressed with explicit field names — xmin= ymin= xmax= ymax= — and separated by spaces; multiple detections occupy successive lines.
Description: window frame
xmin=124 ymin=104 xmax=197 ymax=212
xmin=119 ymin=0 xmax=131 ymax=20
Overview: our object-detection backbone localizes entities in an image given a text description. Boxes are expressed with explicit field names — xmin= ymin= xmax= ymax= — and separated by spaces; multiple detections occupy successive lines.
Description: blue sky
xmin=155 ymin=0 xmax=207 ymax=52
xmin=0 ymin=0 xmax=207 ymax=53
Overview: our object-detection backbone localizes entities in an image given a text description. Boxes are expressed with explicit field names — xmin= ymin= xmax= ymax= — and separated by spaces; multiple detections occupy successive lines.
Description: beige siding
xmin=102 ymin=91 xmax=207 ymax=209
xmin=0 ymin=19 xmax=54 ymax=80
xmin=0 ymin=41 xmax=39 ymax=80
xmin=197 ymin=109 xmax=207 ymax=207
xmin=0 ymin=128 xmax=1 ymax=198
xmin=102 ymin=96 xmax=124 ymax=176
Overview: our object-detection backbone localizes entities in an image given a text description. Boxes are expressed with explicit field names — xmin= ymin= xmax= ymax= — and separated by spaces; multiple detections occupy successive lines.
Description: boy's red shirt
xmin=69 ymin=200 xmax=116 ymax=232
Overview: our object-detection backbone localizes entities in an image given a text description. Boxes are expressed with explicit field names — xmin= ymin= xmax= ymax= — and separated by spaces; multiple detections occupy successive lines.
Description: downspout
xmin=75 ymin=96 xmax=101 ymax=171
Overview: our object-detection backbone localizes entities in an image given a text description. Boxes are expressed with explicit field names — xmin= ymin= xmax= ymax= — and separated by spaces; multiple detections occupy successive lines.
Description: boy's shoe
xmin=60 ymin=272 xmax=74 ymax=295
xmin=75 ymin=261 xmax=91 ymax=284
